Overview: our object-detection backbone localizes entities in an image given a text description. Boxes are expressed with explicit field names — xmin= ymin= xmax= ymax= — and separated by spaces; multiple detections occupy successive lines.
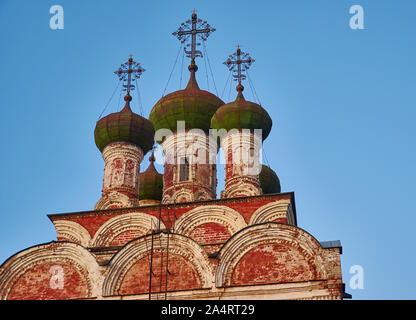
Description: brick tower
xmin=150 ymin=59 xmax=223 ymax=204
xmin=0 ymin=13 xmax=349 ymax=300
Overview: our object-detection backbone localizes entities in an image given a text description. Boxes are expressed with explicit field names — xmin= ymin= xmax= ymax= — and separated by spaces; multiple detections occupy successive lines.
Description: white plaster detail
xmin=221 ymin=178 xmax=261 ymax=199
xmin=249 ymin=200 xmax=295 ymax=225
xmin=91 ymin=212 xmax=165 ymax=247
xmin=221 ymin=130 xmax=262 ymax=198
xmin=52 ymin=220 xmax=92 ymax=247
xmin=96 ymin=142 xmax=144 ymax=210
xmin=102 ymin=233 xmax=213 ymax=296
xmin=0 ymin=242 xmax=103 ymax=300
xmin=215 ymin=223 xmax=330 ymax=287
xmin=94 ymin=191 xmax=135 ymax=210
xmin=162 ymin=131 xmax=217 ymax=203
xmin=173 ymin=205 xmax=247 ymax=236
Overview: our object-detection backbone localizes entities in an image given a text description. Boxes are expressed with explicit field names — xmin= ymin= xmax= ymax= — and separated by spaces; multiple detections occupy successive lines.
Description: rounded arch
xmin=94 ymin=191 xmax=132 ymax=210
xmin=102 ymin=233 xmax=213 ymax=296
xmin=223 ymin=179 xmax=261 ymax=198
xmin=91 ymin=212 xmax=165 ymax=247
xmin=215 ymin=223 xmax=328 ymax=287
xmin=173 ymin=188 xmax=194 ymax=203
xmin=0 ymin=242 xmax=101 ymax=300
xmin=52 ymin=220 xmax=91 ymax=247
xmin=249 ymin=200 xmax=293 ymax=225
xmin=173 ymin=205 xmax=247 ymax=237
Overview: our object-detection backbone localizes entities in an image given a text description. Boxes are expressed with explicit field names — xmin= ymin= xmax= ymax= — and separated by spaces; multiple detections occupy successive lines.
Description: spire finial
xmin=114 ymin=55 xmax=146 ymax=95
xmin=172 ymin=11 xmax=216 ymax=71
xmin=223 ymin=45 xmax=255 ymax=93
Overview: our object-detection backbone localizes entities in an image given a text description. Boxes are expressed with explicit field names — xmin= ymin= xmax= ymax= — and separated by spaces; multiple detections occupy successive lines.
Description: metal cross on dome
xmin=223 ymin=45 xmax=255 ymax=84
xmin=114 ymin=55 xmax=146 ymax=93
xmin=172 ymin=10 xmax=216 ymax=61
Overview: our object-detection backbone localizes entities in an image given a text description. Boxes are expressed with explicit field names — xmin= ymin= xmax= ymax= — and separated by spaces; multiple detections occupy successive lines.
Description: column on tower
xmin=211 ymin=47 xmax=272 ymax=199
xmin=220 ymin=125 xmax=263 ymax=198
xmin=161 ymin=120 xmax=218 ymax=203
xmin=150 ymin=62 xmax=223 ymax=204
xmin=94 ymin=57 xmax=154 ymax=210
xmin=149 ymin=12 xmax=223 ymax=204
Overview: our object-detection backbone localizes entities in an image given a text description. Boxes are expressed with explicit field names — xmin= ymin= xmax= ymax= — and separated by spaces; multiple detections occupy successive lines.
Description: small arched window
xmin=179 ymin=157 xmax=190 ymax=181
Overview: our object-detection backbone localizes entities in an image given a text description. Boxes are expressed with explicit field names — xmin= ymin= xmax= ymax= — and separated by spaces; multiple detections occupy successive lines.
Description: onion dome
xmin=259 ymin=164 xmax=281 ymax=194
xmin=94 ymin=93 xmax=155 ymax=153
xmin=149 ymin=60 xmax=224 ymax=135
xmin=210 ymin=84 xmax=272 ymax=141
xmin=138 ymin=153 xmax=163 ymax=201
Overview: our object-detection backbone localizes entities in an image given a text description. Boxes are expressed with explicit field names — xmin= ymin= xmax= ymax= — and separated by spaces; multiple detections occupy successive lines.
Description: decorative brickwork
xmin=102 ymin=233 xmax=213 ymax=297
xmin=0 ymin=242 xmax=102 ymax=300
xmin=221 ymin=131 xmax=262 ymax=198
xmin=173 ymin=205 xmax=247 ymax=237
xmin=249 ymin=200 xmax=295 ymax=225
xmin=53 ymin=220 xmax=91 ymax=246
xmin=95 ymin=142 xmax=144 ymax=210
xmin=215 ymin=223 xmax=335 ymax=287
xmin=162 ymin=131 xmax=217 ymax=203
xmin=91 ymin=212 xmax=165 ymax=247
xmin=0 ymin=194 xmax=344 ymax=300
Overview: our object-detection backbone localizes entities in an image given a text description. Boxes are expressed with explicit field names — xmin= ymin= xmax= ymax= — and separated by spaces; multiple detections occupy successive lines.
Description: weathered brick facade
xmin=0 ymin=13 xmax=348 ymax=300
xmin=0 ymin=193 xmax=346 ymax=300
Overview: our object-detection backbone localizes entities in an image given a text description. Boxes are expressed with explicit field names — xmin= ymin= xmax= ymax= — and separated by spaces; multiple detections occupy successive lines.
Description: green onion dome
xmin=259 ymin=164 xmax=281 ymax=194
xmin=138 ymin=153 xmax=163 ymax=201
xmin=149 ymin=61 xmax=224 ymax=136
xmin=94 ymin=93 xmax=155 ymax=153
xmin=210 ymin=84 xmax=272 ymax=141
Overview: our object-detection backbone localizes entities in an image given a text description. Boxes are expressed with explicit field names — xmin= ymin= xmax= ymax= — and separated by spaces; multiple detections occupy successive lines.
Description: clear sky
xmin=0 ymin=0 xmax=415 ymax=299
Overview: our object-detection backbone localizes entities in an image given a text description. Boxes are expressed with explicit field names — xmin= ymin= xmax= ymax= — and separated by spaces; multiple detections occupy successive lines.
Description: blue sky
xmin=0 ymin=0 xmax=415 ymax=299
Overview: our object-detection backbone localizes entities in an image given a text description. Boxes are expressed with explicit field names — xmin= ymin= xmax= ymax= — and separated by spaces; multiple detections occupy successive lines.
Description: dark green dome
xmin=210 ymin=85 xmax=272 ymax=141
xmin=139 ymin=153 xmax=163 ymax=201
xmin=94 ymin=94 xmax=155 ymax=153
xmin=259 ymin=165 xmax=281 ymax=194
xmin=149 ymin=63 xmax=224 ymax=138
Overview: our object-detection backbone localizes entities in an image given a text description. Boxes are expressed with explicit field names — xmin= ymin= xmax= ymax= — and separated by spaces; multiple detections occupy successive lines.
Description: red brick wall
xmin=231 ymin=243 xmax=315 ymax=285
xmin=7 ymin=262 xmax=89 ymax=300
xmin=53 ymin=194 xmax=293 ymax=244
xmin=118 ymin=252 xmax=201 ymax=295
xmin=67 ymin=215 xmax=115 ymax=238
xmin=189 ymin=223 xmax=231 ymax=245
xmin=110 ymin=230 xmax=144 ymax=246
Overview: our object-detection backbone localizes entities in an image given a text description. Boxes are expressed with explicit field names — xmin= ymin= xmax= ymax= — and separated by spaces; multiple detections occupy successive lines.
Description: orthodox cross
xmin=172 ymin=10 xmax=216 ymax=61
xmin=114 ymin=55 xmax=146 ymax=94
xmin=223 ymin=45 xmax=255 ymax=85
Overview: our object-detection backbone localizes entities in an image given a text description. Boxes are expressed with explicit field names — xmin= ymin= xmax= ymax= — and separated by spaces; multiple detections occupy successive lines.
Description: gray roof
xmin=320 ymin=240 xmax=342 ymax=254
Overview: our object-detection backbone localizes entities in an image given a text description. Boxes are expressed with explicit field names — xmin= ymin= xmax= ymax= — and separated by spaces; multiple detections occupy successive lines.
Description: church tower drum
xmin=149 ymin=12 xmax=224 ymax=204
xmin=211 ymin=47 xmax=272 ymax=198
xmin=94 ymin=56 xmax=155 ymax=210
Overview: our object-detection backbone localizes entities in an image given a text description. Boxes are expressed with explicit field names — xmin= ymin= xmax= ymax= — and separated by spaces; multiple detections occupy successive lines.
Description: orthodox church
xmin=0 ymin=13 xmax=349 ymax=300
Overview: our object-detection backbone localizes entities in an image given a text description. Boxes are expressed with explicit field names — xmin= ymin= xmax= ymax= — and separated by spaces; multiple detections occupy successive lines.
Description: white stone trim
xmin=94 ymin=191 xmax=134 ymax=210
xmin=162 ymin=131 xmax=217 ymax=165
xmin=173 ymin=205 xmax=247 ymax=237
xmin=249 ymin=200 xmax=295 ymax=225
xmin=222 ymin=178 xmax=261 ymax=198
xmin=92 ymin=280 xmax=342 ymax=300
xmin=162 ymin=130 xmax=217 ymax=203
xmin=215 ymin=223 xmax=329 ymax=287
xmin=0 ymin=242 xmax=102 ymax=300
xmin=91 ymin=212 xmax=165 ymax=247
xmin=52 ymin=220 xmax=92 ymax=247
xmin=102 ymin=233 xmax=213 ymax=296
